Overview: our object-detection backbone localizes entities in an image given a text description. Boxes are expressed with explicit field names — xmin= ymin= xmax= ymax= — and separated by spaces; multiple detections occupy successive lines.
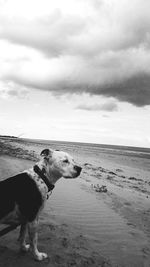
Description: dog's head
xmin=40 ymin=148 xmax=82 ymax=180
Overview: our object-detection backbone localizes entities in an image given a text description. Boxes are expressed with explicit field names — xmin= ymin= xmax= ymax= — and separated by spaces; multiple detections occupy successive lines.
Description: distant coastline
xmin=19 ymin=136 xmax=150 ymax=151
xmin=0 ymin=135 xmax=18 ymax=139
xmin=20 ymin=137 xmax=150 ymax=157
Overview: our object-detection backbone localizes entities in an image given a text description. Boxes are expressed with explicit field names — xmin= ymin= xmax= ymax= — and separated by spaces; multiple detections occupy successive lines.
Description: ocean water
xmin=44 ymin=178 xmax=148 ymax=266
xmin=24 ymin=138 xmax=150 ymax=159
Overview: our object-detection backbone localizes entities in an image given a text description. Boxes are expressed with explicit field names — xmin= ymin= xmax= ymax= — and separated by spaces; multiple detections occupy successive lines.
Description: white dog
xmin=0 ymin=148 xmax=82 ymax=261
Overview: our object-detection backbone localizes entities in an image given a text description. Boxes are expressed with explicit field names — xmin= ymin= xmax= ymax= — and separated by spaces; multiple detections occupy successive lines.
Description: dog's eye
xmin=63 ymin=159 xmax=69 ymax=163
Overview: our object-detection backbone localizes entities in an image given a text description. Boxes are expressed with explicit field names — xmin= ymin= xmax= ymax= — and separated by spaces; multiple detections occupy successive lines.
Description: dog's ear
xmin=40 ymin=149 xmax=53 ymax=158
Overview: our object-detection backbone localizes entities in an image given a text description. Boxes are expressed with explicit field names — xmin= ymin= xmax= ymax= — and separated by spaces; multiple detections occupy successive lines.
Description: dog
xmin=0 ymin=148 xmax=82 ymax=261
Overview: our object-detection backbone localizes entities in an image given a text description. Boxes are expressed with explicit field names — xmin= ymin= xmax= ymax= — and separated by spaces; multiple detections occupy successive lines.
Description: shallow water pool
xmin=45 ymin=178 xmax=148 ymax=267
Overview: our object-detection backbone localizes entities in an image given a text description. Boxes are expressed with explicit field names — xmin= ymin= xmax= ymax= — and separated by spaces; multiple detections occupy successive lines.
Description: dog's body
xmin=0 ymin=148 xmax=82 ymax=261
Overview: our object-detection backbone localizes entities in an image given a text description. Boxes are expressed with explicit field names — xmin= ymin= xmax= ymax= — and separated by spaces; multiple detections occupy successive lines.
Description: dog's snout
xmin=74 ymin=165 xmax=82 ymax=174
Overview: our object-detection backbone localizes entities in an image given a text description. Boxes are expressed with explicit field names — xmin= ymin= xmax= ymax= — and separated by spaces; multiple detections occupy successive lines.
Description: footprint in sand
xmin=61 ymin=237 xmax=69 ymax=248
xmin=116 ymin=169 xmax=123 ymax=172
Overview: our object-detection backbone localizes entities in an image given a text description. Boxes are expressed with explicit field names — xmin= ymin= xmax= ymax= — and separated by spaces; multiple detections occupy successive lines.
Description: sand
xmin=0 ymin=137 xmax=150 ymax=267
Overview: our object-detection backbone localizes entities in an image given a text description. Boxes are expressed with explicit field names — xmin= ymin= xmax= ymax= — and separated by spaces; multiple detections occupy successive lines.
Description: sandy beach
xmin=0 ymin=137 xmax=150 ymax=267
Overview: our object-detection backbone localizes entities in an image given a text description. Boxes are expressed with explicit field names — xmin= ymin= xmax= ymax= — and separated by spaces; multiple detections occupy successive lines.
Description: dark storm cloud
xmin=4 ymin=69 xmax=150 ymax=106
xmin=99 ymin=74 xmax=150 ymax=107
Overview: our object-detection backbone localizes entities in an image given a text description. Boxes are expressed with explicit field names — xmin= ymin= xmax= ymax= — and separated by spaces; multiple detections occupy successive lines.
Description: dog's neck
xmin=33 ymin=165 xmax=54 ymax=192
xmin=36 ymin=161 xmax=61 ymax=185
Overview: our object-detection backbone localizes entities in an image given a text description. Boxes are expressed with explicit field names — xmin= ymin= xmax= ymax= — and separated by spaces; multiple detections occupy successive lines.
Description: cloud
xmin=76 ymin=100 xmax=118 ymax=111
xmin=0 ymin=81 xmax=29 ymax=99
xmin=1 ymin=0 xmax=150 ymax=56
xmin=0 ymin=14 xmax=86 ymax=57
xmin=99 ymin=73 xmax=150 ymax=107
xmin=0 ymin=0 xmax=150 ymax=106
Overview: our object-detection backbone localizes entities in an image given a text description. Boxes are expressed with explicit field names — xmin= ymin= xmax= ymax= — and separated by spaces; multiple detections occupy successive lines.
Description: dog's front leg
xmin=18 ymin=223 xmax=30 ymax=252
xmin=28 ymin=219 xmax=48 ymax=261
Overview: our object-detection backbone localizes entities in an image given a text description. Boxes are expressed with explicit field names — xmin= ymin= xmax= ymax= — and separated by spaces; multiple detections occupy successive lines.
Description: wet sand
xmin=0 ymin=137 xmax=150 ymax=266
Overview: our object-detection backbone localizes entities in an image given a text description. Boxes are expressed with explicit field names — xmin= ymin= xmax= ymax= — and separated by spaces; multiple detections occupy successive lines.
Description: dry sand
xmin=0 ymin=137 xmax=150 ymax=267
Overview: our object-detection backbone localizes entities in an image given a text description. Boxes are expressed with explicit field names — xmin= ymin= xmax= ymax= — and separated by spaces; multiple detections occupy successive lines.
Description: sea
xmin=24 ymin=138 xmax=150 ymax=159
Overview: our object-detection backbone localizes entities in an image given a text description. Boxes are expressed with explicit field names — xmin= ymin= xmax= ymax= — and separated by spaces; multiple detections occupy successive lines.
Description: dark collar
xmin=33 ymin=165 xmax=55 ymax=192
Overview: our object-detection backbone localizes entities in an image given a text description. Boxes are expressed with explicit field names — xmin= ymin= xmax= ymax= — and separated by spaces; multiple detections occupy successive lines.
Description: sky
xmin=0 ymin=0 xmax=150 ymax=147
